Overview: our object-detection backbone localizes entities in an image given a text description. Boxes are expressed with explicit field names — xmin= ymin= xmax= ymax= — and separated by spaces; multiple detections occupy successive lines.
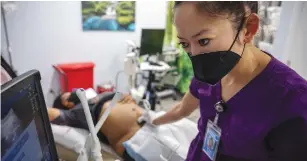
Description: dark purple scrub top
xmin=186 ymin=55 xmax=307 ymax=161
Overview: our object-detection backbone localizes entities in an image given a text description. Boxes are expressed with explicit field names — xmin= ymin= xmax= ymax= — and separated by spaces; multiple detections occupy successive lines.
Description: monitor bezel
xmin=1 ymin=70 xmax=59 ymax=160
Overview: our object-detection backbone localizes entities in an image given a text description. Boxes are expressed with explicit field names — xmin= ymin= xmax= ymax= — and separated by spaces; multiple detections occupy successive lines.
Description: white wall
xmin=273 ymin=1 xmax=307 ymax=79
xmin=1 ymin=1 xmax=167 ymax=105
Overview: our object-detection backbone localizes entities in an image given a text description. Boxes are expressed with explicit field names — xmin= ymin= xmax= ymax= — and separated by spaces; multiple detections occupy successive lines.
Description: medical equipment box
xmin=56 ymin=62 xmax=95 ymax=92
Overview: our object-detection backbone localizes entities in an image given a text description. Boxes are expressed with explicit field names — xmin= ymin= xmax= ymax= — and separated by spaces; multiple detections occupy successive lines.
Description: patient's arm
xmin=48 ymin=103 xmax=90 ymax=130
xmin=47 ymin=108 xmax=61 ymax=121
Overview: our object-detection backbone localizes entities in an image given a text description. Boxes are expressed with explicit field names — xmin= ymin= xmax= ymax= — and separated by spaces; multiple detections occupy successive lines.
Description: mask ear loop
xmin=240 ymin=43 xmax=246 ymax=57
xmin=239 ymin=15 xmax=251 ymax=57
xmin=228 ymin=16 xmax=246 ymax=51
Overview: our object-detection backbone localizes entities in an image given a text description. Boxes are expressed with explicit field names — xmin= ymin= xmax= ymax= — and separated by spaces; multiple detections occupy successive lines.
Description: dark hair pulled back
xmin=174 ymin=1 xmax=258 ymax=29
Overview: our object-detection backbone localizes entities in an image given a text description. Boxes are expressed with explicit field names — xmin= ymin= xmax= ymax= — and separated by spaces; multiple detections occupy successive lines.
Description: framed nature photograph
xmin=82 ymin=1 xmax=136 ymax=31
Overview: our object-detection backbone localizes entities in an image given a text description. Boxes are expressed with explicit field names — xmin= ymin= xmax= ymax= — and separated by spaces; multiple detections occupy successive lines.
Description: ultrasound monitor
xmin=139 ymin=29 xmax=165 ymax=56
xmin=1 ymin=70 xmax=58 ymax=161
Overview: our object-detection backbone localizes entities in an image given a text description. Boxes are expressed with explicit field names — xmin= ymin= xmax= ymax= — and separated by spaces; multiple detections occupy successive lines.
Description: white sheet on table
xmin=51 ymin=124 xmax=121 ymax=159
xmin=123 ymin=111 xmax=198 ymax=161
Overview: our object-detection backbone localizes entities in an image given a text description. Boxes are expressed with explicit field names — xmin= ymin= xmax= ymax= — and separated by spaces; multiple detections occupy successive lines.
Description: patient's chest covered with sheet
xmin=123 ymin=111 xmax=198 ymax=161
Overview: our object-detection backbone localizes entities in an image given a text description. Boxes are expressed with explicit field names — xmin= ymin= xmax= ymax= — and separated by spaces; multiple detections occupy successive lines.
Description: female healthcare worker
xmin=148 ymin=1 xmax=307 ymax=161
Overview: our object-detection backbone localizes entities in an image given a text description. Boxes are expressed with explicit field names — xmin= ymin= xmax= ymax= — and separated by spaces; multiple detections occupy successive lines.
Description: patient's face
xmin=61 ymin=92 xmax=75 ymax=108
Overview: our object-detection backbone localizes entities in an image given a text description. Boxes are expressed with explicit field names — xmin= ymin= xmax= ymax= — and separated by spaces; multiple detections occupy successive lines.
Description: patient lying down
xmin=48 ymin=92 xmax=147 ymax=161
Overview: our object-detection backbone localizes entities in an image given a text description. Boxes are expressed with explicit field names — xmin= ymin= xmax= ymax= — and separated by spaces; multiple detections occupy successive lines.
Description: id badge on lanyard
xmin=202 ymin=101 xmax=226 ymax=161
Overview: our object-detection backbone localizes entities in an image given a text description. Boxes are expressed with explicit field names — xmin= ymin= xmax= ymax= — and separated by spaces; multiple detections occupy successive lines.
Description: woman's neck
xmin=222 ymin=44 xmax=270 ymax=86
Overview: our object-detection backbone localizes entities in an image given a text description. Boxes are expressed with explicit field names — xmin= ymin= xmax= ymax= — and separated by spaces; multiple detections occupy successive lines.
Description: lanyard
xmin=213 ymin=100 xmax=227 ymax=125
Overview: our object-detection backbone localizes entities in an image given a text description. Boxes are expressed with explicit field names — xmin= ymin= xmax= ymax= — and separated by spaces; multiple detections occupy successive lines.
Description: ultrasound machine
xmin=1 ymin=70 xmax=59 ymax=161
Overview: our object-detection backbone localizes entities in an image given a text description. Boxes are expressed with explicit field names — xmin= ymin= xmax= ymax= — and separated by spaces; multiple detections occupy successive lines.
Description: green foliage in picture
xmin=82 ymin=1 xmax=112 ymax=19
xmin=115 ymin=1 xmax=135 ymax=26
xmin=176 ymin=48 xmax=194 ymax=93
xmin=164 ymin=1 xmax=175 ymax=46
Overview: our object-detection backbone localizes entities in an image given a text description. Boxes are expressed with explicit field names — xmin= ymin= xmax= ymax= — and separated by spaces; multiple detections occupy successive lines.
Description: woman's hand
xmin=137 ymin=99 xmax=157 ymax=127
xmin=138 ymin=110 xmax=157 ymax=127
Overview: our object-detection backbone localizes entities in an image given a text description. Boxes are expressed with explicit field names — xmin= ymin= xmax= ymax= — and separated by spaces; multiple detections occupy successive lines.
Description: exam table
xmin=51 ymin=111 xmax=198 ymax=161
xmin=52 ymin=124 xmax=121 ymax=161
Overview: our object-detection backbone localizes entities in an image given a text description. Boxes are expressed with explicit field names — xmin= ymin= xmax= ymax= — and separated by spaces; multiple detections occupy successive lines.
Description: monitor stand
xmin=140 ymin=59 xmax=170 ymax=111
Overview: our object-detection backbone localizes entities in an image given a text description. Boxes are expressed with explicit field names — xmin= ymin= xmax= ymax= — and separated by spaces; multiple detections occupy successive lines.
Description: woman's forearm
xmin=153 ymin=91 xmax=199 ymax=126
xmin=153 ymin=102 xmax=186 ymax=125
